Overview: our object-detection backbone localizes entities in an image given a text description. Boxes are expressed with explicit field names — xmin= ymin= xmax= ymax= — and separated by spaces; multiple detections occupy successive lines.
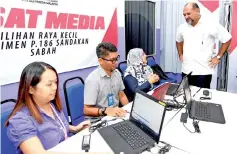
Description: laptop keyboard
xmin=167 ymin=84 xmax=179 ymax=95
xmin=194 ymin=102 xmax=211 ymax=119
xmin=113 ymin=123 xmax=149 ymax=149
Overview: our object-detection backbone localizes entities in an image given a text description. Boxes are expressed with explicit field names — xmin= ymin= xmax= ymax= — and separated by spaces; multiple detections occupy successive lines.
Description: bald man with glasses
xmin=84 ymin=42 xmax=129 ymax=118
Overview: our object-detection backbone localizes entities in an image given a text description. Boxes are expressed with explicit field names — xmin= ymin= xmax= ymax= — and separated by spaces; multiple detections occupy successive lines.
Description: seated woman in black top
xmin=124 ymin=48 xmax=159 ymax=101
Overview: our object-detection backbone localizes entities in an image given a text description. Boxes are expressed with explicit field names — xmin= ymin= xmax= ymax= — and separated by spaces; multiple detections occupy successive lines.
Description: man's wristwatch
xmin=216 ymin=55 xmax=221 ymax=60
xmin=101 ymin=107 xmax=107 ymax=116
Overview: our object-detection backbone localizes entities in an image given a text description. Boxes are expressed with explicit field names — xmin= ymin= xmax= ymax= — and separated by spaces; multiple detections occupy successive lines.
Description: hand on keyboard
xmin=105 ymin=107 xmax=126 ymax=117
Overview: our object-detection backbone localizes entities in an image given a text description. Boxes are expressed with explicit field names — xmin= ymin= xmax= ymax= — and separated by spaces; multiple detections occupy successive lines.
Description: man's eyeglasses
xmin=100 ymin=55 xmax=120 ymax=64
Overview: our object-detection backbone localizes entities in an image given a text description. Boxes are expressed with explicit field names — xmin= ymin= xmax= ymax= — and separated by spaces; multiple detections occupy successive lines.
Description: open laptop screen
xmin=130 ymin=90 xmax=166 ymax=142
xmin=183 ymin=78 xmax=192 ymax=104
xmin=183 ymin=77 xmax=193 ymax=113
xmin=152 ymin=82 xmax=170 ymax=101
xmin=174 ymin=72 xmax=192 ymax=96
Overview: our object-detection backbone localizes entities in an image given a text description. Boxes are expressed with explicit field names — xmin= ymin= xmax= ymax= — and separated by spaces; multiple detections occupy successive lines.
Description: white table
xmin=49 ymin=87 xmax=237 ymax=154
xmin=160 ymin=87 xmax=237 ymax=154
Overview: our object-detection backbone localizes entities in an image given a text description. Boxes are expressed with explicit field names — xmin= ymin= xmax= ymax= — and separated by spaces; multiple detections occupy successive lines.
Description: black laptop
xmin=166 ymin=72 xmax=192 ymax=96
xmin=183 ymin=79 xmax=226 ymax=124
xmin=98 ymin=89 xmax=167 ymax=154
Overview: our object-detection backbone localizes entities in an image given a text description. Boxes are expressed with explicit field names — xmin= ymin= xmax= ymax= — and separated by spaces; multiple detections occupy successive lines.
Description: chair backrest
xmin=1 ymin=99 xmax=17 ymax=154
xmin=63 ymin=77 xmax=85 ymax=125
xmin=147 ymin=55 xmax=156 ymax=66
xmin=118 ymin=61 xmax=127 ymax=77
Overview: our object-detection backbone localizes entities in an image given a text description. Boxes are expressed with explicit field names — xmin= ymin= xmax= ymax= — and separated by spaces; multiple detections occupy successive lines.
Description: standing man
xmin=176 ymin=2 xmax=231 ymax=88
xmin=84 ymin=42 xmax=129 ymax=117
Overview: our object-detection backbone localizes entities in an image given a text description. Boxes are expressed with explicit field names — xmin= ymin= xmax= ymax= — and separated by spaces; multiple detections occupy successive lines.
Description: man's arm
xmin=209 ymin=39 xmax=231 ymax=68
xmin=83 ymin=76 xmax=101 ymax=117
xmin=176 ymin=26 xmax=184 ymax=62
xmin=117 ymin=70 xmax=129 ymax=105
xmin=217 ymin=39 xmax=231 ymax=57
xmin=84 ymin=105 xmax=101 ymax=117
xmin=209 ymin=23 xmax=232 ymax=68
xmin=176 ymin=41 xmax=184 ymax=62
xmin=85 ymin=100 xmax=127 ymax=117
xmin=119 ymin=90 xmax=129 ymax=106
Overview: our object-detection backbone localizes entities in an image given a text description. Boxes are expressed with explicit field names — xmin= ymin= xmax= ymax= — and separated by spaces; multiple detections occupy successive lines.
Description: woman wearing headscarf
xmin=123 ymin=48 xmax=159 ymax=101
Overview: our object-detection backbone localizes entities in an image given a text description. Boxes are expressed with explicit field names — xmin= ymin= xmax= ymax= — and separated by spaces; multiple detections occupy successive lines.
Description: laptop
xmin=166 ymin=72 xmax=192 ymax=96
xmin=98 ymin=89 xmax=166 ymax=154
xmin=152 ymin=82 xmax=170 ymax=101
xmin=183 ymin=79 xmax=226 ymax=124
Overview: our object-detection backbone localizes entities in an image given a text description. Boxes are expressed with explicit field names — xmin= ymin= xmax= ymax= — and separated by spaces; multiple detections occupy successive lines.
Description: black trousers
xmin=182 ymin=73 xmax=212 ymax=89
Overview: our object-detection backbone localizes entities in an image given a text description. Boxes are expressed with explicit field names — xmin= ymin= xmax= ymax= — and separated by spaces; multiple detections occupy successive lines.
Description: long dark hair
xmin=5 ymin=61 xmax=62 ymax=125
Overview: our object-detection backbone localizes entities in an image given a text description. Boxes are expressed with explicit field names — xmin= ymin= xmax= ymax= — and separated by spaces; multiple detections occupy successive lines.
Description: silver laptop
xmin=166 ymin=72 xmax=192 ymax=96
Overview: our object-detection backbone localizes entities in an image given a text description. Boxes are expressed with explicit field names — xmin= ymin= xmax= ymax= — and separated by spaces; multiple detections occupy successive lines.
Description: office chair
xmin=63 ymin=77 xmax=85 ymax=125
xmin=147 ymin=55 xmax=179 ymax=83
xmin=147 ymin=55 xmax=156 ymax=66
xmin=1 ymin=99 xmax=17 ymax=154
xmin=118 ymin=61 xmax=127 ymax=77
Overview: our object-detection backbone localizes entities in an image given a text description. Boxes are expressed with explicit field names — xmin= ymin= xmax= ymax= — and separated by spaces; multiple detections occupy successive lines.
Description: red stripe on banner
xmin=198 ymin=0 xmax=219 ymax=12
xmin=230 ymin=1 xmax=237 ymax=54
xmin=102 ymin=8 xmax=118 ymax=46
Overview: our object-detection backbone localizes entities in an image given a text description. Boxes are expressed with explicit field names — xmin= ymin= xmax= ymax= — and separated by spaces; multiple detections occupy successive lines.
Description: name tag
xmin=107 ymin=93 xmax=114 ymax=106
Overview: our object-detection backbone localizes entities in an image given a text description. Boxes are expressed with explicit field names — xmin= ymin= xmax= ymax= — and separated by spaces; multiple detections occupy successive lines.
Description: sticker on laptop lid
xmin=158 ymin=101 xmax=166 ymax=106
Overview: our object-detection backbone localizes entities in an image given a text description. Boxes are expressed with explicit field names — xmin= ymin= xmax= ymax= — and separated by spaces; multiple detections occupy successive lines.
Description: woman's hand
xmin=148 ymin=74 xmax=159 ymax=84
xmin=76 ymin=120 xmax=91 ymax=132
xmin=69 ymin=120 xmax=91 ymax=133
